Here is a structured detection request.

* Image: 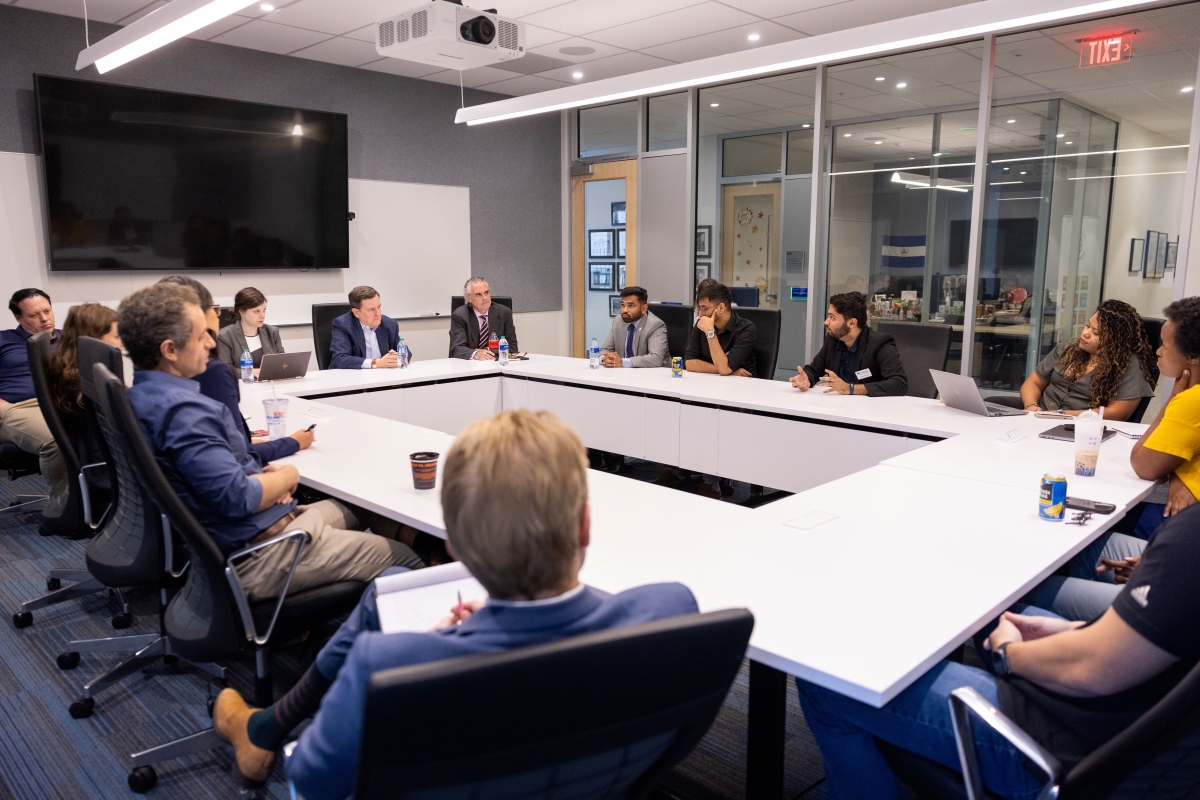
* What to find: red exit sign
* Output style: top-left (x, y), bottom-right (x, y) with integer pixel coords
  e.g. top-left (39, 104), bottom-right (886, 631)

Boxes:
top-left (1079, 33), bottom-right (1133, 68)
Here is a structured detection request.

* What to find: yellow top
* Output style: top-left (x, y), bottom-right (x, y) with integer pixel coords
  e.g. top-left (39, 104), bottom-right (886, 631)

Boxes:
top-left (1145, 384), bottom-right (1200, 496)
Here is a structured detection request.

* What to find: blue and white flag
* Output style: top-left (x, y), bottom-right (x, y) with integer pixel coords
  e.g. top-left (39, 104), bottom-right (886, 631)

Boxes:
top-left (881, 235), bottom-right (926, 269)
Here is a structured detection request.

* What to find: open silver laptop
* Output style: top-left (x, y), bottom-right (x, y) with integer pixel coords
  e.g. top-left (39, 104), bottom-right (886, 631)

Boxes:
top-left (929, 369), bottom-right (1026, 417)
top-left (258, 351), bottom-right (311, 381)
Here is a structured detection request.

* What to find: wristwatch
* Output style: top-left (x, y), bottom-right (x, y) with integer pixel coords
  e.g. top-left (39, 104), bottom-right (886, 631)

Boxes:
top-left (992, 641), bottom-right (1013, 676)
top-left (705, 329), bottom-right (716, 339)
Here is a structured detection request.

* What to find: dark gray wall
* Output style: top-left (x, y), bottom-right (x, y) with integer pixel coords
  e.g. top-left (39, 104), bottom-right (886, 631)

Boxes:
top-left (0, 4), bottom-right (561, 312)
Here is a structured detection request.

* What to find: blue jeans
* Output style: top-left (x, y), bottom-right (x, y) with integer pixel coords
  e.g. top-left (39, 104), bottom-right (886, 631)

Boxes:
top-left (796, 663), bottom-right (1045, 800)
top-left (314, 566), bottom-right (409, 681)
top-left (1021, 532), bottom-right (1145, 621)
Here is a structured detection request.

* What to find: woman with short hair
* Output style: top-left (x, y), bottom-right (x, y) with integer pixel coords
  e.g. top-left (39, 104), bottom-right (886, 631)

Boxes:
top-left (216, 287), bottom-right (284, 374)
top-left (1020, 299), bottom-right (1157, 421)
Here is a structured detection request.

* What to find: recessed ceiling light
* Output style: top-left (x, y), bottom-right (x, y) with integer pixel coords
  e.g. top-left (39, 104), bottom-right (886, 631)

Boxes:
top-left (559, 45), bottom-right (595, 56)
top-left (1006, 119), bottom-right (1016, 124)
top-left (747, 33), bottom-right (761, 41)
top-left (1065, 141), bottom-right (1073, 144)
top-left (1184, 86), bottom-right (1194, 93)
top-left (909, 157), bottom-right (915, 160)
top-left (710, 102), bottom-right (719, 107)
top-left (1020, 171), bottom-right (1027, 174)
top-left (1003, 167), bottom-right (1009, 171)
top-left (292, 124), bottom-right (302, 136)
top-left (801, 123), bottom-right (811, 128)
top-left (572, 71), bottom-right (583, 79)
top-left (843, 133), bottom-right (852, 137)
top-left (874, 76), bottom-right (885, 81)
top-left (1056, 133), bottom-right (1065, 138)
top-left (874, 140), bottom-right (883, 144)
top-left (896, 82), bottom-right (907, 88)
top-left (259, 2), bottom-right (273, 10)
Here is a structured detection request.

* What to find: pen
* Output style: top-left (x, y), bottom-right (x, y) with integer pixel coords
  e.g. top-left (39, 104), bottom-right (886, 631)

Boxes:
top-left (456, 590), bottom-right (464, 624)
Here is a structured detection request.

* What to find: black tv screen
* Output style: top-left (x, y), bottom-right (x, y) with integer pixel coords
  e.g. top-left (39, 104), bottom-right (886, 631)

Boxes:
top-left (36, 76), bottom-right (349, 271)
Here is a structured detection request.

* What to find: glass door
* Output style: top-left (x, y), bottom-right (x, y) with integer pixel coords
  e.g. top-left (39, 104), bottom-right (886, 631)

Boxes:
top-left (721, 182), bottom-right (781, 308)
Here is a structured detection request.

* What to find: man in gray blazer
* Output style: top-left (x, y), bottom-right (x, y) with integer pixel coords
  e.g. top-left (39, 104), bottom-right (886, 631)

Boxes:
top-left (600, 286), bottom-right (670, 368)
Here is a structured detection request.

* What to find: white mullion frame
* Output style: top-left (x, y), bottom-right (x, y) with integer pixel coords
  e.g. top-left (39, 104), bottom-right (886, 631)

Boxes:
top-left (961, 34), bottom-right (997, 378)
top-left (1173, 49), bottom-right (1200, 299)
top-left (806, 64), bottom-right (830, 364)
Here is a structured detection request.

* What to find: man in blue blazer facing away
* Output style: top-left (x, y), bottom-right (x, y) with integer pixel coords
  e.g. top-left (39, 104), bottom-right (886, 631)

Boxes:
top-left (212, 409), bottom-right (698, 797)
top-left (328, 285), bottom-right (412, 369)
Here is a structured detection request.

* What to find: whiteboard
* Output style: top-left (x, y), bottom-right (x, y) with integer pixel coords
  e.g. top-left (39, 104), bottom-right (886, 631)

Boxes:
top-left (346, 178), bottom-right (472, 319)
top-left (0, 152), bottom-right (471, 324)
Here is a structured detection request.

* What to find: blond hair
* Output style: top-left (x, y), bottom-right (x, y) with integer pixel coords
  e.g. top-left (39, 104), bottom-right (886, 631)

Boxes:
top-left (441, 410), bottom-right (588, 600)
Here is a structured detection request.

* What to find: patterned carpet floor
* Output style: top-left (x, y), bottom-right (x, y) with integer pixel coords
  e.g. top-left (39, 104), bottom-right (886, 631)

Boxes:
top-left (0, 468), bottom-right (954, 800)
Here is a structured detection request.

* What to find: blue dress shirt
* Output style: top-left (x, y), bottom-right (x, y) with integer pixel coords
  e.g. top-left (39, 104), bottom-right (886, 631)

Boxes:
top-left (192, 359), bottom-right (300, 464)
top-left (286, 582), bottom-right (699, 800)
top-left (0, 326), bottom-right (58, 403)
top-left (128, 370), bottom-right (295, 554)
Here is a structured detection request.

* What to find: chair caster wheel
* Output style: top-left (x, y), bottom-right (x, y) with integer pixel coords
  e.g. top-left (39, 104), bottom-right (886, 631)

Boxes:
top-left (12, 612), bottom-right (31, 629)
top-left (57, 652), bottom-right (81, 670)
top-left (47, 577), bottom-right (62, 591)
top-left (111, 612), bottom-right (132, 629)
top-left (162, 654), bottom-right (178, 666)
top-left (69, 697), bottom-right (95, 719)
top-left (128, 766), bottom-right (157, 793)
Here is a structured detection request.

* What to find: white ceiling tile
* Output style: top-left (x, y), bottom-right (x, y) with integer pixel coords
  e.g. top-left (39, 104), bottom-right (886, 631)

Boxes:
top-left (522, 24), bottom-right (572, 49)
top-left (640, 20), bottom-right (804, 63)
top-left (473, 73), bottom-right (574, 96)
top-left (267, 0), bottom-right (404, 35)
top-left (530, 37), bottom-right (625, 63)
top-left (776, 0), bottom-right (976, 37)
top-left (188, 14), bottom-right (251, 40)
top-left (520, 0), bottom-right (706, 37)
top-left (210, 18), bottom-right (331, 54)
top-left (117, 1), bottom-right (167, 25)
top-left (359, 57), bottom-right (444, 78)
top-left (291, 35), bottom-right (380, 66)
top-left (232, 0), bottom-right (304, 22)
top-left (14, 0), bottom-right (153, 23)
top-left (537, 50), bottom-right (675, 82)
top-left (343, 24), bottom-right (376, 43)
top-left (490, 0), bottom-right (575, 18)
top-left (423, 65), bottom-right (524, 88)
top-left (587, 3), bottom-right (745, 52)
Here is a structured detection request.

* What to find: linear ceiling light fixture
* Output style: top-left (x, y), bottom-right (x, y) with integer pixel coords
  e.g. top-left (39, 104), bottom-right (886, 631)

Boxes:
top-left (455, 0), bottom-right (1165, 126)
top-left (891, 172), bottom-right (971, 192)
top-left (76, 0), bottom-right (259, 74)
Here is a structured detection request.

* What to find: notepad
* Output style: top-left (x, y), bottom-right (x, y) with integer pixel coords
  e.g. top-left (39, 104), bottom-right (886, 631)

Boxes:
top-left (374, 561), bottom-right (488, 634)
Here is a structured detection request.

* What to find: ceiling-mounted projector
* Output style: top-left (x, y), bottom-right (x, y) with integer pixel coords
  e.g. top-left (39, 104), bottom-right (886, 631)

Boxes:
top-left (376, 0), bottom-right (525, 70)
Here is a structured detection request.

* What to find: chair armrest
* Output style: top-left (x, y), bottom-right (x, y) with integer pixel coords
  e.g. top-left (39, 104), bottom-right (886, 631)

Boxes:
top-left (224, 529), bottom-right (311, 646)
top-left (159, 513), bottom-right (190, 579)
top-left (78, 461), bottom-right (109, 529)
top-left (949, 686), bottom-right (1063, 800)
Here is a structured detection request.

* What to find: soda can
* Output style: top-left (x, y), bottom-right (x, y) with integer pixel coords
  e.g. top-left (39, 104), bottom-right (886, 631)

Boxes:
top-left (671, 356), bottom-right (683, 377)
top-left (1039, 473), bottom-right (1067, 521)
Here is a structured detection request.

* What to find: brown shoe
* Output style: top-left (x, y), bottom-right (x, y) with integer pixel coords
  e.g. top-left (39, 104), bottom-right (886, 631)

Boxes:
top-left (212, 688), bottom-right (276, 782)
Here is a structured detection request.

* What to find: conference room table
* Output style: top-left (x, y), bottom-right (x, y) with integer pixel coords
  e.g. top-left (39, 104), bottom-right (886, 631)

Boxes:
top-left (238, 356), bottom-right (1154, 798)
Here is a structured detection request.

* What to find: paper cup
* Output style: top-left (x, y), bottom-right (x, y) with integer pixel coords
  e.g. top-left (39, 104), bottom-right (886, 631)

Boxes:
top-left (262, 398), bottom-right (289, 441)
top-left (410, 451), bottom-right (439, 490)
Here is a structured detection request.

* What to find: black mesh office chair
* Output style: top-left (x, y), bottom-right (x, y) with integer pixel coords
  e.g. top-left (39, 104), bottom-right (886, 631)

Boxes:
top-left (94, 364), bottom-right (368, 791)
top-left (0, 441), bottom-right (44, 515)
top-left (450, 295), bottom-right (514, 313)
top-left (648, 303), bottom-right (692, 362)
top-left (338, 608), bottom-right (754, 800)
top-left (879, 658), bottom-right (1200, 799)
top-left (311, 302), bottom-right (350, 370)
top-left (877, 322), bottom-right (952, 399)
top-left (736, 307), bottom-right (782, 380)
top-left (729, 287), bottom-right (760, 307)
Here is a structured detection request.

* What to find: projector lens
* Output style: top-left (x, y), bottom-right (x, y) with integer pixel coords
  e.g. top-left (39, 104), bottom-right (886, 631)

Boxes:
top-left (461, 16), bottom-right (496, 44)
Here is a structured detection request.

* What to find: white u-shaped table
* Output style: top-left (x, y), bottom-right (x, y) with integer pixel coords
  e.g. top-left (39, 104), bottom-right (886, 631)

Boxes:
top-left (239, 355), bottom-right (1154, 798)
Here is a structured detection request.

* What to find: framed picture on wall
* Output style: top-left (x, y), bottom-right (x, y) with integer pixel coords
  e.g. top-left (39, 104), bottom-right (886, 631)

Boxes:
top-left (589, 262), bottom-right (614, 291)
top-left (696, 225), bottom-right (712, 258)
top-left (695, 261), bottom-right (711, 290)
top-left (1145, 230), bottom-right (1167, 278)
top-left (618, 263), bottom-right (626, 290)
top-left (611, 202), bottom-right (626, 226)
top-left (1129, 238), bottom-right (1145, 273)
top-left (1155, 232), bottom-right (1170, 278)
top-left (588, 229), bottom-right (615, 259)
top-left (609, 295), bottom-right (621, 316)
top-left (1166, 239), bottom-right (1179, 272)
top-left (618, 229), bottom-right (626, 258)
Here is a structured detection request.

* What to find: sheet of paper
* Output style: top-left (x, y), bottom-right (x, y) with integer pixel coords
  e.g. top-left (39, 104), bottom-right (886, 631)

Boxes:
top-left (374, 562), bottom-right (489, 634)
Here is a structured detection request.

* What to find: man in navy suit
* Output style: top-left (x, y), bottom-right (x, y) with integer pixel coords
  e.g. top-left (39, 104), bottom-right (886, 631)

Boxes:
top-left (212, 410), bottom-right (698, 796)
top-left (328, 285), bottom-right (412, 369)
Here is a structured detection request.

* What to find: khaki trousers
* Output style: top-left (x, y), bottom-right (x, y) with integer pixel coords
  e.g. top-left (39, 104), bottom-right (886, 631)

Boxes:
top-left (234, 499), bottom-right (424, 602)
top-left (0, 398), bottom-right (68, 515)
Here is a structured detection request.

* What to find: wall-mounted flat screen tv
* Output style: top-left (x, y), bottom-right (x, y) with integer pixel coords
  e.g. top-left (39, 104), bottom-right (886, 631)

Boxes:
top-left (36, 75), bottom-right (349, 271)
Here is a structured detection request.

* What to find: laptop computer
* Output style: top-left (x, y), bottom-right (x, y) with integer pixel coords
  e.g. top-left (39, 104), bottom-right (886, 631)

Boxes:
top-left (258, 352), bottom-right (311, 381)
top-left (929, 369), bottom-right (1026, 417)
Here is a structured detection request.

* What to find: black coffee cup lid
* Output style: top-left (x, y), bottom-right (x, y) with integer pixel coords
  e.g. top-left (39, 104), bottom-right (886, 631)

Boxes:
top-left (410, 452), bottom-right (439, 460)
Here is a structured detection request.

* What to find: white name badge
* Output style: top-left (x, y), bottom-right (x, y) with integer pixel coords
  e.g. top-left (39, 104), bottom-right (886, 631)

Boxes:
top-left (855, 368), bottom-right (872, 380)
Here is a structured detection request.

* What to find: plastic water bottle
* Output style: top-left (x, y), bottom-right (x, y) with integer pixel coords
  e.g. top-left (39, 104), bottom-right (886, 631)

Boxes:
top-left (498, 336), bottom-right (509, 366)
top-left (240, 348), bottom-right (254, 383)
top-left (589, 337), bottom-right (600, 369)
top-left (398, 338), bottom-right (409, 369)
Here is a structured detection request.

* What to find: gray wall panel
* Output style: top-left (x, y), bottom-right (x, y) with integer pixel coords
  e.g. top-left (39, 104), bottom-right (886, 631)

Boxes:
top-left (0, 4), bottom-right (561, 311)
top-left (639, 153), bottom-right (689, 304)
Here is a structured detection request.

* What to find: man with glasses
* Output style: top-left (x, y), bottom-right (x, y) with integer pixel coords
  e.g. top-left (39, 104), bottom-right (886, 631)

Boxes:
top-left (0, 288), bottom-right (68, 516)
top-left (684, 282), bottom-right (757, 377)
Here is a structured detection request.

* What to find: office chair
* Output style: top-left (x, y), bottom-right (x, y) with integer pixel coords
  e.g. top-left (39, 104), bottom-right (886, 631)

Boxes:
top-left (649, 303), bottom-right (692, 361)
top-left (311, 302), bottom-right (350, 370)
top-left (736, 307), bottom-right (782, 380)
top-left (340, 608), bottom-right (754, 800)
top-left (729, 286), bottom-right (760, 308)
top-left (94, 364), bottom-right (368, 792)
top-left (877, 322), bottom-right (952, 399)
top-left (449, 295), bottom-right (514, 314)
top-left (26, 331), bottom-right (108, 538)
top-left (879, 657), bottom-right (1200, 800)
top-left (0, 441), bottom-right (45, 516)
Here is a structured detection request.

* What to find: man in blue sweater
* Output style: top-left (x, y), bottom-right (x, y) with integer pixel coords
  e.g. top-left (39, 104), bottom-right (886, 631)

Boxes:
top-left (212, 409), bottom-right (699, 798)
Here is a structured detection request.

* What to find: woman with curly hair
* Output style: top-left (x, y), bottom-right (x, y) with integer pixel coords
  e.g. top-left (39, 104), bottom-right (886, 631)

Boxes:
top-left (1019, 299), bottom-right (1157, 421)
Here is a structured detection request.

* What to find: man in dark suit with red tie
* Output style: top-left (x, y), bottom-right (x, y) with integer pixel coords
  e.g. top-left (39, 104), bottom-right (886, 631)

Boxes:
top-left (448, 276), bottom-right (519, 360)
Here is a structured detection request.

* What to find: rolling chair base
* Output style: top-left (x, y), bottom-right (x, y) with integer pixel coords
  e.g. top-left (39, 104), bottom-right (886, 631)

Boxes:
top-left (15, 577), bottom-right (129, 629)
top-left (1, 494), bottom-right (49, 514)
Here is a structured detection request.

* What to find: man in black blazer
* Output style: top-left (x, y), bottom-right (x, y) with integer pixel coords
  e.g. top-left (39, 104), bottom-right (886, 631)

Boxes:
top-left (329, 286), bottom-right (411, 369)
top-left (448, 277), bottom-right (518, 360)
top-left (791, 291), bottom-right (907, 396)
